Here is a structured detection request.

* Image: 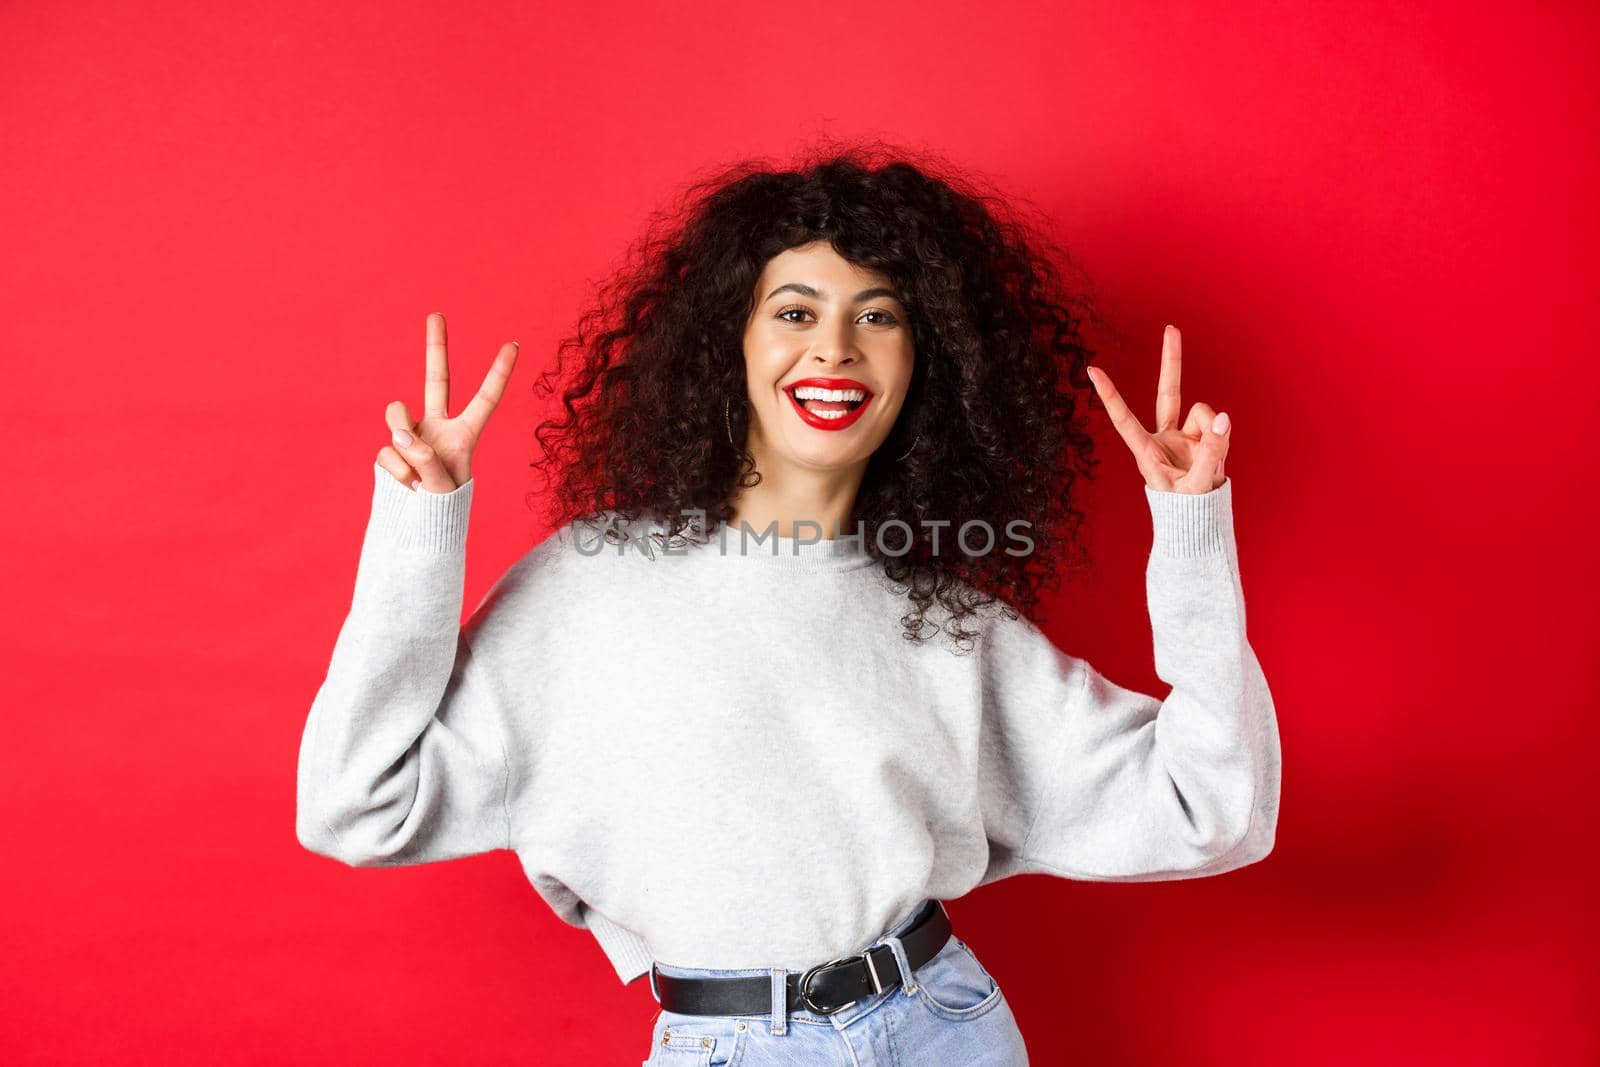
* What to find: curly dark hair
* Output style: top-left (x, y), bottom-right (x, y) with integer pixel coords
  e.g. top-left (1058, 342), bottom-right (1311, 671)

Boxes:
top-left (526, 139), bottom-right (1108, 648)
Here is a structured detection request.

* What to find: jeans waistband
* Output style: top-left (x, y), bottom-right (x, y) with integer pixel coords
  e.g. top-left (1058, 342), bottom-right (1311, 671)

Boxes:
top-left (652, 898), bottom-right (936, 980)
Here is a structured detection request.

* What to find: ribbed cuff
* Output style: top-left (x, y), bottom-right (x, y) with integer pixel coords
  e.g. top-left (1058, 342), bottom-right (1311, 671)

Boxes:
top-left (367, 461), bottom-right (475, 553)
top-left (1144, 476), bottom-right (1235, 559)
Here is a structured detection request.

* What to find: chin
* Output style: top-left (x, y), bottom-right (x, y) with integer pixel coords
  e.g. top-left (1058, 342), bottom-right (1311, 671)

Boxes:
top-left (773, 434), bottom-right (876, 469)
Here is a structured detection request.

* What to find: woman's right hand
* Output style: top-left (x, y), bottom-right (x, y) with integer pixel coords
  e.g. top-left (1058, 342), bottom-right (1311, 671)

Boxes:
top-left (377, 312), bottom-right (519, 492)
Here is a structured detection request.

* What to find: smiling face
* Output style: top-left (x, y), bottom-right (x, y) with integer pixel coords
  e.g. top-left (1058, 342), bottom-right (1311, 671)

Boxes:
top-left (740, 240), bottom-right (915, 473)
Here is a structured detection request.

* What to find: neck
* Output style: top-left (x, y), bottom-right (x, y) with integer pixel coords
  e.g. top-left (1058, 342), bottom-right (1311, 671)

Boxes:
top-left (725, 434), bottom-right (867, 540)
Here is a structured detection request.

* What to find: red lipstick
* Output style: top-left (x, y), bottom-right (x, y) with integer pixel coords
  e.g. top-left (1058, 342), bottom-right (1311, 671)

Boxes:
top-left (783, 377), bottom-right (875, 432)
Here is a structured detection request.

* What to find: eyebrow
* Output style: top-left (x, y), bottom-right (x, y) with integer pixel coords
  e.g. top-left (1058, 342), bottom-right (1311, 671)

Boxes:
top-left (764, 282), bottom-right (904, 305)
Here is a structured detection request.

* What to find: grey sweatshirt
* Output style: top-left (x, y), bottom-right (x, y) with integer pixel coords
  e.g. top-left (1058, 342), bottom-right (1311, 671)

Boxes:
top-left (296, 462), bottom-right (1281, 986)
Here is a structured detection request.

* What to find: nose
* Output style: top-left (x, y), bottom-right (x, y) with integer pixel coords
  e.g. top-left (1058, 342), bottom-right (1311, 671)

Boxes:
top-left (810, 341), bottom-right (858, 369)
top-left (809, 316), bottom-right (860, 369)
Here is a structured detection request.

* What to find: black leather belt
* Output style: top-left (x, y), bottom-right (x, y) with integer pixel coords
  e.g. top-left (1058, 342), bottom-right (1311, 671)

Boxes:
top-left (650, 899), bottom-right (953, 1017)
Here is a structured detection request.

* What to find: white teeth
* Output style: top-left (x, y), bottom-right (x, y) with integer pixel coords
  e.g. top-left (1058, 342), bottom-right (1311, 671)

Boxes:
top-left (804, 407), bottom-right (852, 419)
top-left (792, 386), bottom-right (866, 402)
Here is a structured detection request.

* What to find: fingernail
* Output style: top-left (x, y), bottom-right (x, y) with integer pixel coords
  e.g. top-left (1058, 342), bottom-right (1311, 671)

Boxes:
top-left (1213, 412), bottom-right (1230, 434)
top-left (392, 428), bottom-right (413, 448)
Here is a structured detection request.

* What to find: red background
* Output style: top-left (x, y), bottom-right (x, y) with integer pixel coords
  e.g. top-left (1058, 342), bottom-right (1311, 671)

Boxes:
top-left (3, 1), bottom-right (1595, 1062)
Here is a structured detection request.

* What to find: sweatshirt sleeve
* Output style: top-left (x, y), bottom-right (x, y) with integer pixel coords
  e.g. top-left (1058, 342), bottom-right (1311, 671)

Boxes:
top-left (295, 461), bottom-right (516, 867)
top-left (977, 476), bottom-right (1281, 883)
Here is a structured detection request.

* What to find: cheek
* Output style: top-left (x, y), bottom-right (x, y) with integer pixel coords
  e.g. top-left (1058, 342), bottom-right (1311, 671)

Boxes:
top-left (882, 337), bottom-right (914, 378)
top-left (741, 336), bottom-right (787, 386)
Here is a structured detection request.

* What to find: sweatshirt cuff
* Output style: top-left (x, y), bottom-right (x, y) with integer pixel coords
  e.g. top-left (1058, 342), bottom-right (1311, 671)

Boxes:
top-left (1144, 475), bottom-right (1234, 560)
top-left (367, 460), bottom-right (475, 553)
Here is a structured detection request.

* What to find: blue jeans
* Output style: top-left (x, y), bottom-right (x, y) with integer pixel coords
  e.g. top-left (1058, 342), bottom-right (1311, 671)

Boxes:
top-left (641, 900), bottom-right (1030, 1065)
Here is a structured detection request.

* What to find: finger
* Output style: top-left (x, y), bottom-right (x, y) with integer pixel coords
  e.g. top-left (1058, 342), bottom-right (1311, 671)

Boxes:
top-left (1183, 410), bottom-right (1230, 491)
top-left (376, 445), bottom-right (421, 490)
top-left (1181, 402), bottom-right (1228, 486)
top-left (457, 341), bottom-right (519, 438)
top-left (1086, 365), bottom-right (1152, 457)
top-left (424, 312), bottom-right (450, 419)
top-left (384, 399), bottom-right (416, 437)
top-left (385, 400), bottom-right (457, 493)
top-left (1156, 325), bottom-right (1182, 433)
top-left (1182, 400), bottom-right (1216, 438)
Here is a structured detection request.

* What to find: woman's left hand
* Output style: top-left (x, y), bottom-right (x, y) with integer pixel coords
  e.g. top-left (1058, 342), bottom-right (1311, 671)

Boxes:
top-left (1086, 325), bottom-right (1230, 495)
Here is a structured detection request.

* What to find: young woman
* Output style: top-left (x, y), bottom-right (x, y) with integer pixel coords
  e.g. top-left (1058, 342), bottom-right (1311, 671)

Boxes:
top-left (296, 149), bottom-right (1281, 1066)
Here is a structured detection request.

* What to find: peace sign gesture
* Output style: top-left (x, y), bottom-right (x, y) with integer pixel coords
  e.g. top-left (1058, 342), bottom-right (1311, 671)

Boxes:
top-left (1086, 325), bottom-right (1230, 495)
top-left (378, 312), bottom-right (520, 493)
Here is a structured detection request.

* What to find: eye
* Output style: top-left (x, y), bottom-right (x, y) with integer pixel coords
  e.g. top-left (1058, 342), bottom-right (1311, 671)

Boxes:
top-left (775, 305), bottom-right (899, 326)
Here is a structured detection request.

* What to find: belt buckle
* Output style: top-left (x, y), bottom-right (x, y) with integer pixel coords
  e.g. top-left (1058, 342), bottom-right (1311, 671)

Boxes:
top-left (799, 949), bottom-right (881, 1016)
